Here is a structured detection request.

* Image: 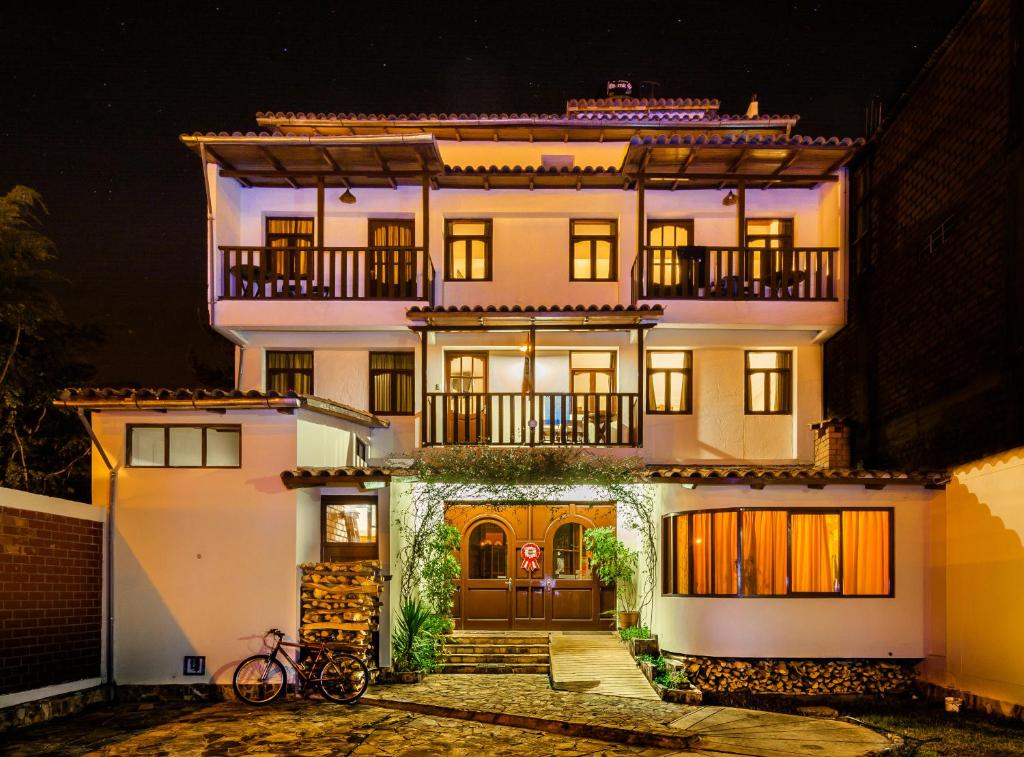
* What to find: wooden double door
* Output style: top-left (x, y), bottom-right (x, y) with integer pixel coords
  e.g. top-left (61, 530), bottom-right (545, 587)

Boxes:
top-left (448, 503), bottom-right (616, 631)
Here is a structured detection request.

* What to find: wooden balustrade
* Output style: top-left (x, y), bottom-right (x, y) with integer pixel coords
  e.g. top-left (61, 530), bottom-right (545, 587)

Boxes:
top-left (633, 246), bottom-right (838, 301)
top-left (219, 246), bottom-right (434, 302)
top-left (423, 392), bottom-right (640, 447)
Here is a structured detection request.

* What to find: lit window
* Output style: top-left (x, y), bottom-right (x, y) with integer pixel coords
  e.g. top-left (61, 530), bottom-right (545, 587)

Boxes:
top-left (323, 498), bottom-right (378, 561)
top-left (647, 351), bottom-right (692, 414)
top-left (266, 351), bottom-right (313, 395)
top-left (790, 513), bottom-right (841, 593)
top-left (445, 220), bottom-right (492, 281)
top-left (128, 425), bottom-right (240, 468)
top-left (745, 351), bottom-right (792, 415)
top-left (570, 220), bottom-right (617, 281)
top-left (369, 352), bottom-right (415, 415)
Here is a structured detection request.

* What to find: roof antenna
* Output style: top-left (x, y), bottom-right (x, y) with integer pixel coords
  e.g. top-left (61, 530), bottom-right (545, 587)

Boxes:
top-left (745, 94), bottom-right (759, 118)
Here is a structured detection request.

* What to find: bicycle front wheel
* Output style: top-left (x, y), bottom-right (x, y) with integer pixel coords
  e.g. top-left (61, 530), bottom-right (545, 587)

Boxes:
top-left (319, 653), bottom-right (369, 704)
top-left (233, 654), bottom-right (287, 705)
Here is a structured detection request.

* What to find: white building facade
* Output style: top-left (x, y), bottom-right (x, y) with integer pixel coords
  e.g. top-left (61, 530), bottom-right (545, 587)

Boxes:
top-left (64, 95), bottom-right (941, 687)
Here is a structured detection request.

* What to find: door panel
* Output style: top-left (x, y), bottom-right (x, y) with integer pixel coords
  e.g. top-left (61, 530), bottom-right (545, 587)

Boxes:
top-left (459, 518), bottom-right (512, 629)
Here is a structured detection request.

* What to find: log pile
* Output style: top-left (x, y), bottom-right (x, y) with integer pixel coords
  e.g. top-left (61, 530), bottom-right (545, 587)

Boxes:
top-left (669, 656), bottom-right (917, 695)
top-left (299, 560), bottom-right (382, 675)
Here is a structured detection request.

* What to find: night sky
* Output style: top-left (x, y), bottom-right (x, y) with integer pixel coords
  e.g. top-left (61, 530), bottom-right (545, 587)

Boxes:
top-left (2, 0), bottom-right (972, 388)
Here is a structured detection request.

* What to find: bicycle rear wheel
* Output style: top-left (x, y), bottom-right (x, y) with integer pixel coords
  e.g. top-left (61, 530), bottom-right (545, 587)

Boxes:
top-left (233, 655), bottom-right (287, 704)
top-left (318, 653), bottom-right (369, 703)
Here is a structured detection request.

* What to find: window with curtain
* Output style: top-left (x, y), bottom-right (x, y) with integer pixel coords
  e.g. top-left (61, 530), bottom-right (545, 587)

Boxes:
top-left (265, 217), bottom-right (314, 277)
top-left (746, 218), bottom-right (794, 281)
top-left (745, 351), bottom-right (792, 415)
top-left (445, 219), bottom-right (492, 281)
top-left (647, 219), bottom-right (697, 287)
top-left (266, 351), bottom-right (314, 394)
top-left (368, 219), bottom-right (416, 293)
top-left (570, 220), bottom-right (617, 281)
top-left (369, 352), bottom-right (414, 415)
top-left (647, 351), bottom-right (692, 414)
top-left (661, 508), bottom-right (893, 597)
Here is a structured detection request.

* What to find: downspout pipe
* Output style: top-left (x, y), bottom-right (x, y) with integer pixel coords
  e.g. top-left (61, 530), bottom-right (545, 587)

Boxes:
top-left (76, 409), bottom-right (119, 702)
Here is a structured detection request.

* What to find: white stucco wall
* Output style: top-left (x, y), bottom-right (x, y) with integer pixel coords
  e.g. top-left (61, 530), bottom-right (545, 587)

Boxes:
top-left (923, 448), bottom-right (1024, 709)
top-left (653, 484), bottom-right (932, 659)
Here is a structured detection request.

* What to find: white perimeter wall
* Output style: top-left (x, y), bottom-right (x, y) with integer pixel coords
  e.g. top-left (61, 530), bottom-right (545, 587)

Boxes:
top-left (923, 448), bottom-right (1024, 709)
top-left (654, 484), bottom-right (932, 659)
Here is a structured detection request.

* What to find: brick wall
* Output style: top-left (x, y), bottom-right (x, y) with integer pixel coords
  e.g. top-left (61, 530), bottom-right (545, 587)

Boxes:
top-left (824, 0), bottom-right (1024, 470)
top-left (0, 505), bottom-right (103, 695)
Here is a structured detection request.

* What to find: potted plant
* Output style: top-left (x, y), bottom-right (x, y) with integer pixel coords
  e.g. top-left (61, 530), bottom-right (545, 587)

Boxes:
top-left (583, 526), bottom-right (640, 629)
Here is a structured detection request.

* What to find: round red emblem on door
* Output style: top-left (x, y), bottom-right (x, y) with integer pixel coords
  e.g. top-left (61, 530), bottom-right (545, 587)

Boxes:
top-left (521, 542), bottom-right (541, 572)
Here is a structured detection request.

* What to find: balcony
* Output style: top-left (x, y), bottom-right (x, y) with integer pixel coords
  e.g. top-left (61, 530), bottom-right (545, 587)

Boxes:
top-left (423, 392), bottom-right (641, 447)
top-left (218, 246), bottom-right (435, 302)
top-left (632, 246), bottom-right (838, 302)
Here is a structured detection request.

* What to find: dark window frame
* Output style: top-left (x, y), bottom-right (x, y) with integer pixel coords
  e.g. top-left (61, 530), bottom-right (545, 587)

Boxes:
top-left (322, 495), bottom-right (379, 562)
top-left (368, 351), bottom-right (415, 416)
top-left (569, 350), bottom-right (617, 394)
top-left (266, 350), bottom-right (314, 395)
top-left (661, 506), bottom-right (895, 599)
top-left (126, 424), bottom-right (242, 469)
top-left (444, 219), bottom-right (493, 281)
top-left (265, 216), bottom-right (315, 277)
top-left (569, 219), bottom-right (618, 282)
top-left (744, 350), bottom-right (793, 415)
top-left (745, 217), bottom-right (794, 249)
top-left (646, 350), bottom-right (693, 415)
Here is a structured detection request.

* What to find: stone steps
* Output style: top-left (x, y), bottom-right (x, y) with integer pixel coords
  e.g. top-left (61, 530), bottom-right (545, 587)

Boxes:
top-left (441, 633), bottom-right (551, 674)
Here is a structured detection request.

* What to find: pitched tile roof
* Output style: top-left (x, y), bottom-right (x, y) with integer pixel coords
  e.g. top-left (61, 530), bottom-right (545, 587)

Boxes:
top-left (407, 304), bottom-right (663, 314)
top-left (54, 388), bottom-right (388, 428)
top-left (282, 466), bottom-right (411, 488)
top-left (647, 465), bottom-right (947, 488)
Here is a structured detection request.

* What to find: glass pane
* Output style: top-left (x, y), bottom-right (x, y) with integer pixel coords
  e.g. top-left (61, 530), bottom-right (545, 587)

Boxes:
top-left (692, 513), bottom-right (712, 595)
top-left (452, 221), bottom-right (488, 236)
top-left (468, 522), bottom-right (507, 579)
top-left (741, 511), bottom-right (788, 595)
top-left (673, 515), bottom-right (689, 593)
top-left (594, 240), bottom-right (612, 279)
top-left (206, 427), bottom-right (240, 467)
top-left (748, 372), bottom-right (766, 413)
top-left (572, 372), bottom-right (591, 393)
top-left (370, 352), bottom-right (413, 371)
top-left (791, 513), bottom-right (841, 593)
top-left (571, 352), bottom-right (613, 369)
top-left (554, 523), bottom-right (586, 579)
top-left (649, 223), bottom-right (690, 247)
top-left (168, 427), bottom-right (203, 467)
top-left (714, 511), bottom-right (738, 594)
top-left (669, 372), bottom-right (687, 412)
top-left (573, 242), bottom-right (592, 279)
top-left (325, 502), bottom-right (377, 544)
top-left (767, 372), bottom-right (782, 412)
top-left (649, 352), bottom-right (689, 370)
top-left (130, 427), bottom-right (165, 467)
top-left (470, 240), bottom-right (487, 279)
top-left (592, 372), bottom-right (612, 393)
top-left (573, 220), bottom-right (613, 236)
top-left (842, 511), bottom-right (891, 595)
top-left (650, 373), bottom-right (667, 411)
top-left (747, 351), bottom-right (783, 370)
top-left (450, 240), bottom-right (468, 279)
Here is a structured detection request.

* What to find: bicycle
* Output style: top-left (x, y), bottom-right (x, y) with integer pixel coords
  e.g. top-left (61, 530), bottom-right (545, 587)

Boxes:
top-left (232, 628), bottom-right (369, 705)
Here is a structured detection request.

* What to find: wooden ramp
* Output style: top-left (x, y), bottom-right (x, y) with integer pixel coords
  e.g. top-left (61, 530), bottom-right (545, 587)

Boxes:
top-left (549, 632), bottom-right (659, 700)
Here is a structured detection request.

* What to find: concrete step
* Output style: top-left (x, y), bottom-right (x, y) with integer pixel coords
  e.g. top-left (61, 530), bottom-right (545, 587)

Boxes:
top-left (441, 662), bottom-right (550, 674)
top-left (443, 644), bottom-right (550, 655)
top-left (443, 653), bottom-right (551, 665)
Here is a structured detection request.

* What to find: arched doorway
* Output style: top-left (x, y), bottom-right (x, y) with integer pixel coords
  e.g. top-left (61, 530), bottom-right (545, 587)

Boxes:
top-left (449, 504), bottom-right (616, 630)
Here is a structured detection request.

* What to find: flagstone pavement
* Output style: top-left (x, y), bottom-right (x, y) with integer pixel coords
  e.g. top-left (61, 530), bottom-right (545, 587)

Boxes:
top-left (2, 675), bottom-right (895, 756)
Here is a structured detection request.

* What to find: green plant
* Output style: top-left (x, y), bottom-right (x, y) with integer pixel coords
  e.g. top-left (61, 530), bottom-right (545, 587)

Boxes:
top-left (619, 626), bottom-right (651, 642)
top-left (392, 599), bottom-right (444, 673)
top-left (634, 653), bottom-right (660, 667)
top-left (655, 669), bottom-right (691, 689)
top-left (583, 526), bottom-right (638, 612)
top-left (420, 523), bottom-right (461, 620)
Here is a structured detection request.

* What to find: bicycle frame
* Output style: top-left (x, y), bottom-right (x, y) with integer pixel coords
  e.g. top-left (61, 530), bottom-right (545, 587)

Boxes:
top-left (263, 634), bottom-right (334, 687)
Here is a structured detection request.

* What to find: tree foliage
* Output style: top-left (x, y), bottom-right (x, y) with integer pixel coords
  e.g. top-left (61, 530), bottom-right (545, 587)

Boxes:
top-left (1, 186), bottom-right (98, 500)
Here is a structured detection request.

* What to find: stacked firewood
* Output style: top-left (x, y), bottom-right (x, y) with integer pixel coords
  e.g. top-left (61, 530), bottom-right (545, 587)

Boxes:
top-left (299, 560), bottom-right (382, 673)
top-left (671, 656), bottom-right (917, 695)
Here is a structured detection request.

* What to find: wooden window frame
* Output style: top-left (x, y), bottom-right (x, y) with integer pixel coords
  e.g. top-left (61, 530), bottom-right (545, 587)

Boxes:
top-left (647, 219), bottom-right (696, 245)
top-left (126, 424), bottom-right (242, 469)
top-left (646, 350), bottom-right (693, 415)
top-left (368, 351), bottom-right (415, 416)
top-left (569, 219), bottom-right (618, 282)
top-left (660, 506), bottom-right (895, 599)
top-left (445, 351), bottom-right (489, 394)
top-left (266, 350), bottom-right (314, 395)
top-left (744, 350), bottom-right (792, 415)
top-left (569, 351), bottom-right (616, 393)
top-left (322, 495), bottom-right (379, 562)
top-left (745, 217), bottom-right (794, 249)
top-left (265, 216), bottom-right (315, 277)
top-left (444, 219), bottom-right (493, 282)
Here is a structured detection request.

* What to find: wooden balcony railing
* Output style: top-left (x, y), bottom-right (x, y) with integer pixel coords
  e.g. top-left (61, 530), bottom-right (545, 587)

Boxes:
top-left (632, 246), bottom-right (838, 301)
top-left (219, 246), bottom-right (435, 302)
top-left (423, 392), bottom-right (640, 447)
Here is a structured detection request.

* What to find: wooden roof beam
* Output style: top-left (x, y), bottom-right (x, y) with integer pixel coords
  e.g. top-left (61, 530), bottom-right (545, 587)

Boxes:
top-left (372, 147), bottom-right (397, 189)
top-left (718, 148), bottom-right (751, 189)
top-left (205, 147), bottom-right (251, 188)
top-left (319, 149), bottom-right (350, 189)
top-left (258, 146), bottom-right (299, 188)
top-left (671, 147), bottom-right (700, 190)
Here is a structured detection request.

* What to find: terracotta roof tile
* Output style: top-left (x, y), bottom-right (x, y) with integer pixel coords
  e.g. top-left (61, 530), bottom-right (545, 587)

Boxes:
top-left (631, 134), bottom-right (865, 148)
top-left (646, 465), bottom-right (946, 487)
top-left (282, 466), bottom-right (411, 488)
top-left (407, 304), bottom-right (663, 314)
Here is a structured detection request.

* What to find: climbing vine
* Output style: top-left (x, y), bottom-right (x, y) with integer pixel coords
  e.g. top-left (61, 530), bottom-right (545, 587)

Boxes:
top-left (393, 447), bottom-right (658, 627)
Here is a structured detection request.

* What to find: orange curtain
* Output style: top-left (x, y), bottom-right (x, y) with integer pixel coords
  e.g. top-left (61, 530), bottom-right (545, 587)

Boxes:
top-left (713, 511), bottom-right (738, 594)
top-left (842, 511), bottom-right (891, 595)
top-left (741, 511), bottom-right (788, 595)
top-left (673, 515), bottom-right (689, 594)
top-left (791, 513), bottom-right (840, 593)
top-left (692, 513), bottom-right (712, 594)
